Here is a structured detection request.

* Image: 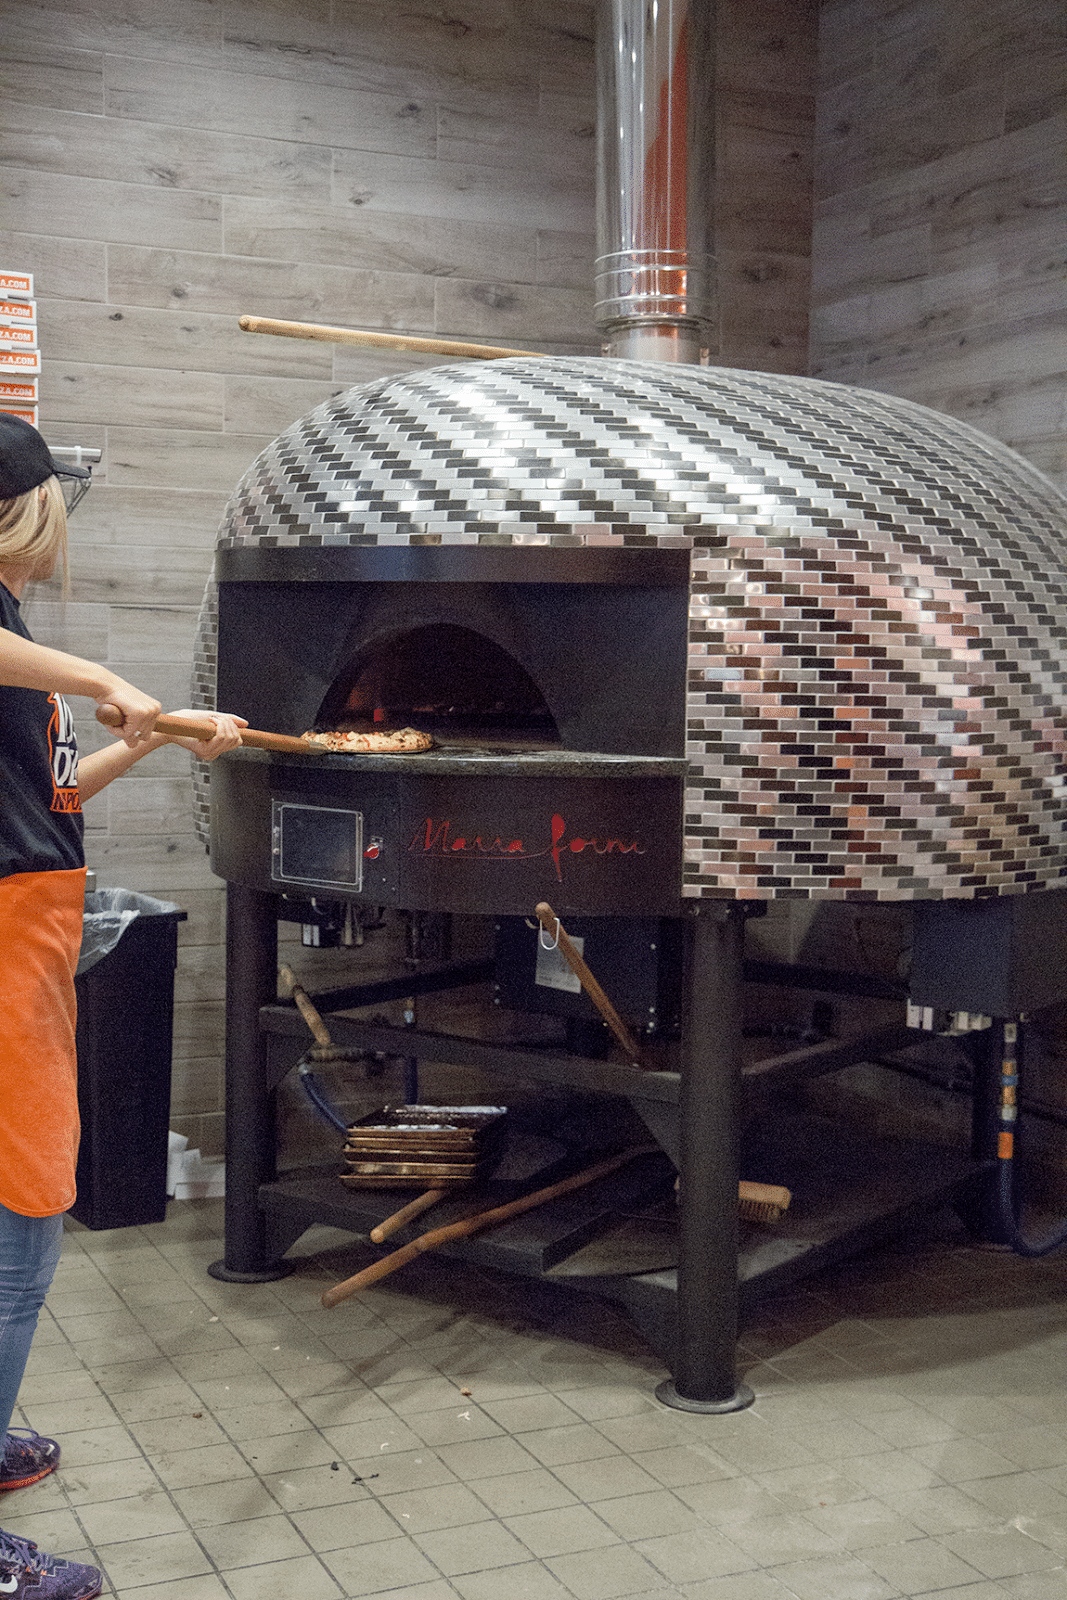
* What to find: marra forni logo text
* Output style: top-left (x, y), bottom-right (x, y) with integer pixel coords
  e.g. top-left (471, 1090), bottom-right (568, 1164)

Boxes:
top-left (408, 812), bottom-right (644, 884)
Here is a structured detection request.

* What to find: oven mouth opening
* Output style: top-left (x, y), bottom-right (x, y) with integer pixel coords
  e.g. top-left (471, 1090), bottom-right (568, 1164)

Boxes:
top-left (313, 623), bottom-right (562, 751)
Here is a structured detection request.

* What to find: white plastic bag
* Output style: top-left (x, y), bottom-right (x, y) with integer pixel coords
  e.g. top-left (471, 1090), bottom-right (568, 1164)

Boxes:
top-left (77, 888), bottom-right (183, 975)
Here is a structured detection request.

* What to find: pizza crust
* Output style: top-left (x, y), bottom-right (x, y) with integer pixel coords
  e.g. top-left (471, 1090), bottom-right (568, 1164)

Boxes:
top-left (301, 727), bottom-right (435, 753)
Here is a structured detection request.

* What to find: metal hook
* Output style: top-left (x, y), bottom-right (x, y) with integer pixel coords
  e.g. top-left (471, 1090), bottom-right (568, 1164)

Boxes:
top-left (538, 916), bottom-right (561, 951)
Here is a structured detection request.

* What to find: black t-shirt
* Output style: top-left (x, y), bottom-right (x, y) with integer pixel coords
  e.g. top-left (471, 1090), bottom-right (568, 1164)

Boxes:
top-left (0, 582), bottom-right (84, 879)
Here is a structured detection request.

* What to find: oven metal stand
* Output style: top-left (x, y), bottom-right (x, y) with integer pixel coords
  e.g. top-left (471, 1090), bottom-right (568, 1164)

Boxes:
top-left (209, 885), bottom-right (762, 1404)
top-left (655, 902), bottom-right (755, 1412)
top-left (209, 884), bottom-right (295, 1283)
top-left (212, 885), bottom-right (999, 1401)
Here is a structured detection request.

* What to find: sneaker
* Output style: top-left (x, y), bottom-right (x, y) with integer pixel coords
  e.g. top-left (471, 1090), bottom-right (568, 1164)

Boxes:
top-left (0, 1531), bottom-right (101, 1599)
top-left (0, 1432), bottom-right (60, 1491)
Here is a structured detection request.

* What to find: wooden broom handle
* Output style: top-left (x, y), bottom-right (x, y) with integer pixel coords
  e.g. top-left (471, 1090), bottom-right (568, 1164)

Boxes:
top-left (363, 1175), bottom-right (788, 1266)
top-left (534, 903), bottom-right (647, 1068)
top-left (279, 964), bottom-right (334, 1050)
top-left (370, 1188), bottom-right (452, 1244)
top-left (322, 1146), bottom-right (657, 1307)
top-left (239, 314), bottom-right (544, 362)
top-left (95, 704), bottom-right (316, 756)
top-left (370, 1182), bottom-right (790, 1245)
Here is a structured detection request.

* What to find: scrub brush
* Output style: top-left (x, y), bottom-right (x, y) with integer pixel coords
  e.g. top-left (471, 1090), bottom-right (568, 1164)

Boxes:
top-left (676, 1177), bottom-right (792, 1224)
top-left (738, 1180), bottom-right (792, 1223)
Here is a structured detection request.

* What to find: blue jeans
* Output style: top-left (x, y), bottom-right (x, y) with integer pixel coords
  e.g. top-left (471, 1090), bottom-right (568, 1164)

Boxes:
top-left (0, 1204), bottom-right (64, 1441)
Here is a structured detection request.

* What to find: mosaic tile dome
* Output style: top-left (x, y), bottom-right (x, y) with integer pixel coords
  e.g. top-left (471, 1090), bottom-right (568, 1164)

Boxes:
top-left (197, 356), bottom-right (1067, 901)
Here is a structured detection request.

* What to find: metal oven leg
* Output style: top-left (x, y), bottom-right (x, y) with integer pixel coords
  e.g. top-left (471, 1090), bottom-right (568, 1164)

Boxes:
top-left (210, 884), bottom-right (293, 1282)
top-left (656, 903), bottom-right (755, 1412)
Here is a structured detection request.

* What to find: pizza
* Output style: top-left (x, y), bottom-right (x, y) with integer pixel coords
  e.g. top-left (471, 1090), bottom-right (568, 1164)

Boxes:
top-left (301, 726), bottom-right (435, 753)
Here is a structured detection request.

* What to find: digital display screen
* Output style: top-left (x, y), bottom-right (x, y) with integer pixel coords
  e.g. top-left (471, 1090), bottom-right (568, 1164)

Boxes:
top-left (272, 802), bottom-right (363, 890)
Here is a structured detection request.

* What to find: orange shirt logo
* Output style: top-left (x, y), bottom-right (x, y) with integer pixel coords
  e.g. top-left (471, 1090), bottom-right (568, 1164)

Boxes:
top-left (48, 694), bottom-right (81, 814)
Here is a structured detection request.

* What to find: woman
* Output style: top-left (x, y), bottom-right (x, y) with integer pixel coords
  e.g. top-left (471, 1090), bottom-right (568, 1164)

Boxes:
top-left (0, 414), bottom-right (245, 1600)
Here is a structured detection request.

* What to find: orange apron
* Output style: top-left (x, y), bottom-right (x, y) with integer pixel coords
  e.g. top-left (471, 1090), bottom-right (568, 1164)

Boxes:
top-left (0, 868), bottom-right (85, 1217)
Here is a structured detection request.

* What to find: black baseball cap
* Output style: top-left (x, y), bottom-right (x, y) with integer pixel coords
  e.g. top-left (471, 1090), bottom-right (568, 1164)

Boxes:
top-left (0, 413), bottom-right (92, 501)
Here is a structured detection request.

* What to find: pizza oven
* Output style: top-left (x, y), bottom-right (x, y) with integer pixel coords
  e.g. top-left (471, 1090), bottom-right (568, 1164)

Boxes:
top-left (191, 0), bottom-right (1067, 1408)
top-left (195, 0), bottom-right (1067, 909)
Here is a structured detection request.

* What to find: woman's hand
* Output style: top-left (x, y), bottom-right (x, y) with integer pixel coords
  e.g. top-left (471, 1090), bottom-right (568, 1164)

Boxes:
top-left (161, 710), bottom-right (247, 760)
top-left (92, 684), bottom-right (162, 748)
top-left (79, 709), bottom-right (248, 801)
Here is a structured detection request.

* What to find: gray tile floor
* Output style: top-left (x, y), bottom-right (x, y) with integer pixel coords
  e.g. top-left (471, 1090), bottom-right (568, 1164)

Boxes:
top-left (6, 1198), bottom-right (1067, 1600)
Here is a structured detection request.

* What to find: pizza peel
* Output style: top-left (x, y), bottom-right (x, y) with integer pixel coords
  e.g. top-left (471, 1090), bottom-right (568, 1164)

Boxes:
top-left (95, 705), bottom-right (318, 754)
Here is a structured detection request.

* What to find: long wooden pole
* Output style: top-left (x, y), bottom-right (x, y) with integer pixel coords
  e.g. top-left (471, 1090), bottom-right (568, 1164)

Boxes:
top-left (321, 1146), bottom-right (656, 1307)
top-left (238, 314), bottom-right (544, 361)
top-left (534, 903), bottom-right (647, 1068)
top-left (321, 1151), bottom-right (793, 1309)
top-left (369, 1189), bottom-right (451, 1244)
top-left (279, 965), bottom-right (334, 1050)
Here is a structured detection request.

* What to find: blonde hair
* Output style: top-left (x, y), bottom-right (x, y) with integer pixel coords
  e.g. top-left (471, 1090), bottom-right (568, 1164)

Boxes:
top-left (0, 476), bottom-right (69, 590)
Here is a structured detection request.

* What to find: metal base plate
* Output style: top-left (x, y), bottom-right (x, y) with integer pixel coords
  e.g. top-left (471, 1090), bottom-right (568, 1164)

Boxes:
top-left (655, 1379), bottom-right (756, 1413)
top-left (207, 1258), bottom-right (297, 1283)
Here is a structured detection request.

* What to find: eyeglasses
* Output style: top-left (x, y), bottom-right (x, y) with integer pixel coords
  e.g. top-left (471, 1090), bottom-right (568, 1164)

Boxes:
top-left (49, 446), bottom-right (99, 517)
top-left (58, 473), bottom-right (92, 516)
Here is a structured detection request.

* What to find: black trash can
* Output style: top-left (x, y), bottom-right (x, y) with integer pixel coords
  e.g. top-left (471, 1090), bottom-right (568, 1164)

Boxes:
top-left (70, 889), bottom-right (187, 1229)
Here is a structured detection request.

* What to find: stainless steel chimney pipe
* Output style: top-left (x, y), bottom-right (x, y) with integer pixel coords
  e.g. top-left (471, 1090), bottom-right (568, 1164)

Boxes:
top-left (595, 0), bottom-right (716, 363)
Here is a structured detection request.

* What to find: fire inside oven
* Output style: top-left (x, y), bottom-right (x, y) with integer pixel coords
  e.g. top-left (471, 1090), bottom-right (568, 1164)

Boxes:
top-left (315, 624), bottom-right (560, 748)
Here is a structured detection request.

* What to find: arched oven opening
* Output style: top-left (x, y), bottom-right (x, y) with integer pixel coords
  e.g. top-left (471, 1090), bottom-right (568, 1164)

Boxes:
top-left (314, 623), bottom-right (561, 750)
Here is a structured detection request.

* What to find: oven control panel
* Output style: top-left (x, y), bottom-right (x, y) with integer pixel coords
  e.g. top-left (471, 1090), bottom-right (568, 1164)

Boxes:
top-left (272, 801), bottom-right (364, 892)
top-left (267, 793), bottom-right (396, 901)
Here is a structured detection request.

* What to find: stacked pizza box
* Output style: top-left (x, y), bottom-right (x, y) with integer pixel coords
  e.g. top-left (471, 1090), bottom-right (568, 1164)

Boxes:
top-left (340, 1105), bottom-right (508, 1189)
top-left (0, 271), bottom-right (39, 428)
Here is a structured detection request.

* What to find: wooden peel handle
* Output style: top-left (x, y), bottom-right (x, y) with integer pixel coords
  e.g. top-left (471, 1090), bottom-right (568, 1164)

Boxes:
top-left (94, 705), bottom-right (315, 755)
top-left (279, 964), bottom-right (334, 1050)
top-left (369, 1188), bottom-right (451, 1244)
top-left (534, 903), bottom-right (647, 1068)
top-left (239, 314), bottom-right (542, 362)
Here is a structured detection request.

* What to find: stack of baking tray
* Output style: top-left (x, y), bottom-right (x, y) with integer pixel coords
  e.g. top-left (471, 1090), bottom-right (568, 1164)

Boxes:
top-left (341, 1105), bottom-right (507, 1189)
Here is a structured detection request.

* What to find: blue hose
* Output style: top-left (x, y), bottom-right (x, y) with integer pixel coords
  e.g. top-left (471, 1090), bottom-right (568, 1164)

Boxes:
top-left (995, 1160), bottom-right (1067, 1256)
top-left (296, 1059), bottom-right (349, 1134)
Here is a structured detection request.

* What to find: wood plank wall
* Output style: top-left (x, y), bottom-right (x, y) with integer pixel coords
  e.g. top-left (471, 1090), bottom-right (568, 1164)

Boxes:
top-left (716, 0), bottom-right (818, 373)
top-left (1, 0), bottom-right (815, 1155)
top-left (810, 0), bottom-right (1067, 492)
